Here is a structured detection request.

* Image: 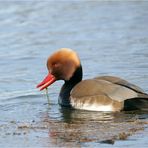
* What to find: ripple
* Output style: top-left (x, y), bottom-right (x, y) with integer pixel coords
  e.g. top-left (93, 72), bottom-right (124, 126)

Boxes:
top-left (0, 90), bottom-right (42, 103)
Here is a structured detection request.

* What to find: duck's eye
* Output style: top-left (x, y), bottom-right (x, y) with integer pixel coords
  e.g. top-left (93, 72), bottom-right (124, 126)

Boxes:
top-left (52, 62), bottom-right (60, 67)
top-left (52, 61), bottom-right (58, 65)
top-left (52, 62), bottom-right (56, 66)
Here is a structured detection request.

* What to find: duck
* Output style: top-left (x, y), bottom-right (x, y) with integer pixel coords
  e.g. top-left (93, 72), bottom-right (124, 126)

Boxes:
top-left (37, 48), bottom-right (148, 111)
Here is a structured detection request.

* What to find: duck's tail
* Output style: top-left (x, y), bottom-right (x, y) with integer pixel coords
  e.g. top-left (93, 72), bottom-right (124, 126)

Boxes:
top-left (124, 93), bottom-right (148, 111)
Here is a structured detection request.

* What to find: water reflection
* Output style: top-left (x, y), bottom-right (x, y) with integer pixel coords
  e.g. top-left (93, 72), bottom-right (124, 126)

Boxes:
top-left (45, 107), bottom-right (147, 147)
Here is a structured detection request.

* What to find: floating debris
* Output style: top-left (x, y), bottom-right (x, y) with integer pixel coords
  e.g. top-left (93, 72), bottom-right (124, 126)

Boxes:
top-left (18, 123), bottom-right (30, 129)
top-left (13, 132), bottom-right (21, 136)
top-left (100, 139), bottom-right (115, 144)
top-left (118, 132), bottom-right (129, 140)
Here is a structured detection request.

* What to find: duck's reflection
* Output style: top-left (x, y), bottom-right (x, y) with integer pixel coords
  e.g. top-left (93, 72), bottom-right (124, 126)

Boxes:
top-left (60, 107), bottom-right (115, 123)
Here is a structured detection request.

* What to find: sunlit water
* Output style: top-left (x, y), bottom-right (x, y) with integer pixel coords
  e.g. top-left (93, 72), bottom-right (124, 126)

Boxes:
top-left (0, 1), bottom-right (148, 147)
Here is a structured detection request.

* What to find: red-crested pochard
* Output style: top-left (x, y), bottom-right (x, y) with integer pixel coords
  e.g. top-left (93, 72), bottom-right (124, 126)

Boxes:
top-left (37, 48), bottom-right (148, 111)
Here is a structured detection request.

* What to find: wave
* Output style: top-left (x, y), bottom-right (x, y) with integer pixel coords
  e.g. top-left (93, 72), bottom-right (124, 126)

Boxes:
top-left (0, 89), bottom-right (57, 104)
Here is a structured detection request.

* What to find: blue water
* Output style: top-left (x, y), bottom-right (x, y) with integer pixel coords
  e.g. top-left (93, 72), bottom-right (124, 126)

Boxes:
top-left (0, 1), bottom-right (148, 147)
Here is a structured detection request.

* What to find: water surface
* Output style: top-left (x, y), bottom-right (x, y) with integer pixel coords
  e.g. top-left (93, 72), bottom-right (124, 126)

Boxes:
top-left (0, 1), bottom-right (148, 147)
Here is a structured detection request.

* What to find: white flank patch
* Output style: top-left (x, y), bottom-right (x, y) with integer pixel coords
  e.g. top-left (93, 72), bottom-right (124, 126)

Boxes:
top-left (71, 100), bottom-right (114, 112)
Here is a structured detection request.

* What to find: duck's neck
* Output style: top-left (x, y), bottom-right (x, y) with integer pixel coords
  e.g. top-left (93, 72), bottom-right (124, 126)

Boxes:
top-left (58, 65), bottom-right (83, 107)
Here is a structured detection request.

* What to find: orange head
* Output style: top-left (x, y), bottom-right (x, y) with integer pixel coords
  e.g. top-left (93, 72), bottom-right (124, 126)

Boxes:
top-left (37, 48), bottom-right (81, 90)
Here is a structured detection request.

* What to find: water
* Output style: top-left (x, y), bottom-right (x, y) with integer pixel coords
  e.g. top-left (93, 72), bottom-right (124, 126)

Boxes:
top-left (0, 1), bottom-right (148, 147)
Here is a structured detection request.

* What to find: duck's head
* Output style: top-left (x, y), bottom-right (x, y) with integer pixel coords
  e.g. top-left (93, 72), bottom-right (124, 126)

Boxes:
top-left (37, 48), bottom-right (81, 90)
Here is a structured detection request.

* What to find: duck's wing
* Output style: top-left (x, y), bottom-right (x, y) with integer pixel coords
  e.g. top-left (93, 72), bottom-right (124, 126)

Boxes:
top-left (94, 76), bottom-right (145, 94)
top-left (71, 79), bottom-right (138, 102)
